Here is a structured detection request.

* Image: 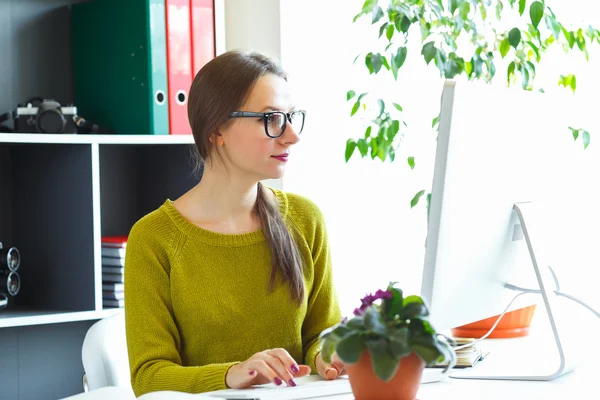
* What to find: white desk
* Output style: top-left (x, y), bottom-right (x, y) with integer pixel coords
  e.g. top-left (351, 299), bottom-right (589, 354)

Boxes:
top-left (62, 363), bottom-right (595, 400)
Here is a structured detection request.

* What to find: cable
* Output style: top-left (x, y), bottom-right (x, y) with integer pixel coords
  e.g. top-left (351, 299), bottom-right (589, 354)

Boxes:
top-left (452, 291), bottom-right (530, 351)
top-left (451, 265), bottom-right (599, 352)
top-left (504, 283), bottom-right (600, 319)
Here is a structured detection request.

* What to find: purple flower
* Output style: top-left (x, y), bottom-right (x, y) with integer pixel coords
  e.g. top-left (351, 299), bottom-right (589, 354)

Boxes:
top-left (353, 307), bottom-right (364, 316)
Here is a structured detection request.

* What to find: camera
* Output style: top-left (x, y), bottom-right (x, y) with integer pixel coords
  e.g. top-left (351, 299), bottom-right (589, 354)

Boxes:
top-left (0, 242), bottom-right (21, 310)
top-left (15, 98), bottom-right (78, 134)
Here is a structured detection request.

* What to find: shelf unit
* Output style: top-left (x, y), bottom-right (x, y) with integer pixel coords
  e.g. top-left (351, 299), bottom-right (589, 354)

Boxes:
top-left (0, 0), bottom-right (217, 397)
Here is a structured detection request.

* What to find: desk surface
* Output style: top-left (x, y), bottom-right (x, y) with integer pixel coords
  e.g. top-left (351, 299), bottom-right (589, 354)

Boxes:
top-left (63, 363), bottom-right (595, 400)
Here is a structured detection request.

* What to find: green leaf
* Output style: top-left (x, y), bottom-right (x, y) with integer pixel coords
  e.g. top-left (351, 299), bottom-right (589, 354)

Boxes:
top-left (408, 156), bottom-right (415, 169)
top-left (378, 22), bottom-right (388, 39)
top-left (410, 336), bottom-right (441, 364)
top-left (378, 99), bottom-right (385, 115)
top-left (400, 15), bottom-right (411, 33)
top-left (365, 126), bottom-right (372, 138)
top-left (559, 74), bottom-right (577, 92)
top-left (562, 27), bottom-right (576, 48)
top-left (386, 24), bottom-right (395, 41)
top-left (460, 2), bottom-right (471, 20)
top-left (371, 54), bottom-right (383, 74)
top-left (582, 130), bottom-right (591, 149)
top-left (336, 332), bottom-right (366, 364)
top-left (545, 14), bottom-right (561, 39)
top-left (421, 41), bottom-right (436, 64)
top-left (357, 138), bottom-right (369, 157)
top-left (384, 287), bottom-right (404, 318)
top-left (401, 295), bottom-right (429, 319)
top-left (345, 139), bottom-right (356, 162)
top-left (389, 331), bottom-right (411, 359)
top-left (432, 115), bottom-right (439, 128)
top-left (361, 0), bottom-right (378, 13)
top-left (508, 28), bottom-right (521, 48)
top-left (320, 337), bottom-right (337, 364)
top-left (570, 127), bottom-right (579, 141)
top-left (500, 37), bottom-right (511, 58)
top-left (366, 339), bottom-right (400, 382)
top-left (381, 56), bottom-right (390, 71)
top-left (372, 5), bottom-right (384, 24)
top-left (346, 90), bottom-right (356, 101)
top-left (358, 92), bottom-right (369, 102)
top-left (449, 0), bottom-right (458, 14)
top-left (411, 190), bottom-right (426, 208)
top-left (391, 47), bottom-right (408, 80)
top-left (529, 1), bottom-right (544, 28)
top-left (351, 101), bottom-right (360, 116)
top-left (496, 0), bottom-right (504, 19)
top-left (507, 61), bottom-right (516, 84)
top-left (519, 0), bottom-right (526, 15)
top-left (347, 316), bottom-right (365, 329)
top-left (521, 65), bottom-right (530, 90)
top-left (364, 306), bottom-right (387, 335)
top-left (393, 103), bottom-right (403, 112)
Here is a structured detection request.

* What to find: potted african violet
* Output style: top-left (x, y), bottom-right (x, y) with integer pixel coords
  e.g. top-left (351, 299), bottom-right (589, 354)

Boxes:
top-left (319, 282), bottom-right (456, 400)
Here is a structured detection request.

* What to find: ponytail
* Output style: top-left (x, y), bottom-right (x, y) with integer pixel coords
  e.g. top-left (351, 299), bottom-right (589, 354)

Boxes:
top-left (254, 182), bottom-right (305, 304)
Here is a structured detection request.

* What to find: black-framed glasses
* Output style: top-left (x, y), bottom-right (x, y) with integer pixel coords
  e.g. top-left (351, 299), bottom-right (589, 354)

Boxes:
top-left (229, 110), bottom-right (306, 138)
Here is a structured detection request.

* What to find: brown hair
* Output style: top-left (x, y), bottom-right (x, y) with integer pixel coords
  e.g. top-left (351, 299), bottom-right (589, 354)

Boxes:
top-left (187, 50), bottom-right (305, 303)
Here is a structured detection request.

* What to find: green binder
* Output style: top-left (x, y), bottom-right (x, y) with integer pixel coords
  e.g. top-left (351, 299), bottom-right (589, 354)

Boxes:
top-left (72, 0), bottom-right (169, 134)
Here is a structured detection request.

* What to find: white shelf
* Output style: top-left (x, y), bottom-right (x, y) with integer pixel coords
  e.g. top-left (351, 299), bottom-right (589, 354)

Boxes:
top-left (0, 308), bottom-right (123, 328)
top-left (0, 133), bottom-right (195, 145)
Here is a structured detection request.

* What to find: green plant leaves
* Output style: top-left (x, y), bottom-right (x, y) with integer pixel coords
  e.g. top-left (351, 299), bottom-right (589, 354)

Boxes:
top-left (346, 90), bottom-right (356, 101)
top-left (321, 337), bottom-right (337, 364)
top-left (345, 139), bottom-right (357, 162)
top-left (529, 1), bottom-right (544, 28)
top-left (421, 41), bottom-right (436, 64)
top-left (365, 307), bottom-right (387, 335)
top-left (393, 103), bottom-right (403, 112)
top-left (518, 0), bottom-right (526, 15)
top-left (372, 5), bottom-right (384, 24)
top-left (357, 138), bottom-right (369, 157)
top-left (508, 28), bottom-right (521, 48)
top-left (383, 287), bottom-right (403, 318)
top-left (388, 327), bottom-right (411, 359)
top-left (570, 127), bottom-right (591, 149)
top-left (386, 24), bottom-right (395, 41)
top-left (391, 47), bottom-right (408, 80)
top-left (365, 52), bottom-right (384, 74)
top-left (351, 102), bottom-right (360, 116)
top-left (410, 190), bottom-right (426, 208)
top-left (559, 74), bottom-right (577, 92)
top-left (366, 339), bottom-right (400, 382)
top-left (401, 295), bottom-right (430, 319)
top-left (336, 332), bottom-right (366, 364)
top-left (407, 156), bottom-right (415, 169)
top-left (499, 38), bottom-right (511, 58)
top-left (410, 335), bottom-right (442, 364)
top-left (582, 130), bottom-right (591, 149)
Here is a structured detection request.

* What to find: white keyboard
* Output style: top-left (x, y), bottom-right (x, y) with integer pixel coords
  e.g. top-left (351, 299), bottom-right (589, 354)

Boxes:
top-left (202, 368), bottom-right (446, 400)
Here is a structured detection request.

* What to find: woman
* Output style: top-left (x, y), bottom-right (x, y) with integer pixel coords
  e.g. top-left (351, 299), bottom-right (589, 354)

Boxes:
top-left (124, 50), bottom-right (345, 397)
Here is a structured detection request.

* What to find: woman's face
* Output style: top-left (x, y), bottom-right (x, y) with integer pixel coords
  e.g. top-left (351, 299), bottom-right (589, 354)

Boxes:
top-left (215, 73), bottom-right (301, 182)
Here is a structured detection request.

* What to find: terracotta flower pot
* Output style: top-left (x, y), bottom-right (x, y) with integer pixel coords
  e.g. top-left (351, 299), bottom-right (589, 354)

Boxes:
top-left (451, 304), bottom-right (537, 339)
top-left (344, 350), bottom-right (425, 400)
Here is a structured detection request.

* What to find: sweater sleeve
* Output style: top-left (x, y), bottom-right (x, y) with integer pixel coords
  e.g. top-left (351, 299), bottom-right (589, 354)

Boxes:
top-left (299, 205), bottom-right (343, 374)
top-left (124, 214), bottom-right (239, 397)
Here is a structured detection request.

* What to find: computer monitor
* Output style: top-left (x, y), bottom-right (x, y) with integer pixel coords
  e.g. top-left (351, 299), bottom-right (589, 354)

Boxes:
top-left (421, 80), bottom-right (589, 380)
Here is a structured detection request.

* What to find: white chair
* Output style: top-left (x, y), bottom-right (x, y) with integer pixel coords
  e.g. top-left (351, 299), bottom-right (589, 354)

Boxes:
top-left (81, 310), bottom-right (134, 396)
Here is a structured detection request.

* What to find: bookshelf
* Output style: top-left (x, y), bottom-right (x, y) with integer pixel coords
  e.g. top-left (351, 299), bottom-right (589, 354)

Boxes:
top-left (0, 1), bottom-right (202, 399)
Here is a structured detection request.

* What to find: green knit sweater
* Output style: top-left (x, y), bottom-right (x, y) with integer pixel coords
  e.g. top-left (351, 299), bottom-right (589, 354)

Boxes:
top-left (124, 189), bottom-right (342, 397)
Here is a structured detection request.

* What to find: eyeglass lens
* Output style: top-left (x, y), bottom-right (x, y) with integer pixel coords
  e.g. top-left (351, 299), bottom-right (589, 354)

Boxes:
top-left (266, 112), bottom-right (304, 137)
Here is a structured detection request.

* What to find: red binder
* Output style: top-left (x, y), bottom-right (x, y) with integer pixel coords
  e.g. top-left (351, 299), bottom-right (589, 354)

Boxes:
top-left (165, 0), bottom-right (193, 134)
top-left (190, 0), bottom-right (216, 76)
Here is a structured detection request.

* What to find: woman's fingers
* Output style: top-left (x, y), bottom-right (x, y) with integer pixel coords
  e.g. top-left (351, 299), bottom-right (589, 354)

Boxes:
top-left (247, 359), bottom-right (286, 386)
top-left (264, 348), bottom-right (304, 386)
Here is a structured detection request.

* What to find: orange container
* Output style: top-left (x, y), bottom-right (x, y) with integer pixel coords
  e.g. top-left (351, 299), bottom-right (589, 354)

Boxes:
top-left (451, 304), bottom-right (537, 339)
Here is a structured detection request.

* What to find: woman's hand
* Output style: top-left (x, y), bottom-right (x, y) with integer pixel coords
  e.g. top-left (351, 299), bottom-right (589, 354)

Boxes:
top-left (225, 348), bottom-right (311, 389)
top-left (315, 352), bottom-right (346, 380)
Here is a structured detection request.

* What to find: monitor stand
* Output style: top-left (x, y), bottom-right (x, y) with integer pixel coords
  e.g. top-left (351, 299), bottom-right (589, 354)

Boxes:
top-left (450, 202), bottom-right (579, 381)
